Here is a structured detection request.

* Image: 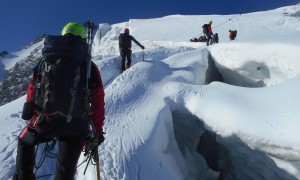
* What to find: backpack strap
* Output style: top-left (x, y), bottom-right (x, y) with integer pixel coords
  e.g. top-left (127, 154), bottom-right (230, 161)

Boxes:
top-left (34, 58), bottom-right (45, 91)
top-left (39, 61), bottom-right (52, 121)
top-left (66, 67), bottom-right (81, 122)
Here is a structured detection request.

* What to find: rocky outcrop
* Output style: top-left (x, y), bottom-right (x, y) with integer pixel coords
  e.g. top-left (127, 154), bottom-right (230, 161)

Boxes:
top-left (0, 44), bottom-right (43, 106)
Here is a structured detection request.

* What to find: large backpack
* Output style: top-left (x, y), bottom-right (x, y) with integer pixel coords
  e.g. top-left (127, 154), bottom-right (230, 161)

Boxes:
top-left (229, 30), bottom-right (237, 40)
top-left (233, 30), bottom-right (237, 38)
top-left (212, 33), bottom-right (219, 43)
top-left (202, 24), bottom-right (209, 34)
top-left (34, 35), bottom-right (88, 121)
top-left (118, 33), bottom-right (132, 49)
top-left (199, 35), bottom-right (207, 42)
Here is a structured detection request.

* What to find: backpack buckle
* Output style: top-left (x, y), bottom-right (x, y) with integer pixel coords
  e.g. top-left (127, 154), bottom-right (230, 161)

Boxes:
top-left (70, 88), bottom-right (77, 96)
top-left (74, 76), bottom-right (80, 83)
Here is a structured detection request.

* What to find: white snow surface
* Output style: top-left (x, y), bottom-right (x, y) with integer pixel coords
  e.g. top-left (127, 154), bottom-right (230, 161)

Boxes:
top-left (1, 4), bottom-right (300, 180)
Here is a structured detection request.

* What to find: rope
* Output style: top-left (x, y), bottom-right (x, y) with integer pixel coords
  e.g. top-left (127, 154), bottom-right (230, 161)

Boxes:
top-left (212, 15), bottom-right (241, 30)
top-left (34, 139), bottom-right (58, 179)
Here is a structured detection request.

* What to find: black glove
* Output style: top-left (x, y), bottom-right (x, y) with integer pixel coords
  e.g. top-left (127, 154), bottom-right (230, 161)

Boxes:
top-left (92, 132), bottom-right (105, 146)
top-left (141, 45), bottom-right (145, 49)
top-left (97, 132), bottom-right (105, 145)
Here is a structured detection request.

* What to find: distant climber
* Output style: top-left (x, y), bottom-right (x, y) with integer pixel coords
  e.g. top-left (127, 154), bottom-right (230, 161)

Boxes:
top-left (202, 20), bottom-right (213, 46)
top-left (118, 28), bottom-right (145, 72)
top-left (190, 35), bottom-right (207, 42)
top-left (229, 30), bottom-right (237, 40)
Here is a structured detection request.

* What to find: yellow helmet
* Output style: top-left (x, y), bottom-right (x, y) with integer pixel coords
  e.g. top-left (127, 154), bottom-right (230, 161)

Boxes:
top-left (61, 22), bottom-right (88, 39)
top-left (209, 20), bottom-right (213, 24)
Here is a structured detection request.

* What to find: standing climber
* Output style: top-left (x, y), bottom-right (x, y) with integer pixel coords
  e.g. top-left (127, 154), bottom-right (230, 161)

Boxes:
top-left (119, 28), bottom-right (145, 72)
top-left (13, 22), bottom-right (105, 180)
top-left (229, 29), bottom-right (237, 40)
top-left (202, 20), bottom-right (213, 46)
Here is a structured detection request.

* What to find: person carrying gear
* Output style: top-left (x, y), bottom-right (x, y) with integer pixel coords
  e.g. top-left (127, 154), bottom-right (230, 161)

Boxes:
top-left (13, 22), bottom-right (105, 180)
top-left (202, 20), bottom-right (213, 46)
top-left (229, 29), bottom-right (237, 40)
top-left (119, 28), bottom-right (145, 72)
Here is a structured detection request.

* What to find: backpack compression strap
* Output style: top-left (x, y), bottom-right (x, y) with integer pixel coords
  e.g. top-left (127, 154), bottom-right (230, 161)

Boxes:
top-left (40, 62), bottom-right (51, 120)
top-left (66, 67), bottom-right (81, 122)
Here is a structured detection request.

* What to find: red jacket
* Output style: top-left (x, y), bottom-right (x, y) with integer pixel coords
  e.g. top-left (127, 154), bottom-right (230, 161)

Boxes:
top-left (207, 24), bottom-right (213, 34)
top-left (26, 61), bottom-right (105, 133)
top-left (229, 30), bottom-right (237, 40)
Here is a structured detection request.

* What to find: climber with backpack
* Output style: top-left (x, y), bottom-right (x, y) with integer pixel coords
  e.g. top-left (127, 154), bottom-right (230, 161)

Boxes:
top-left (119, 28), bottom-right (145, 72)
top-left (229, 29), bottom-right (237, 40)
top-left (202, 20), bottom-right (213, 46)
top-left (13, 22), bottom-right (105, 180)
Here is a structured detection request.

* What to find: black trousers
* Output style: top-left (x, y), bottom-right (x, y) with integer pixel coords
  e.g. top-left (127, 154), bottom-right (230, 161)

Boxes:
top-left (205, 33), bottom-right (212, 46)
top-left (120, 49), bottom-right (132, 71)
top-left (14, 116), bottom-right (89, 180)
top-left (15, 138), bottom-right (83, 180)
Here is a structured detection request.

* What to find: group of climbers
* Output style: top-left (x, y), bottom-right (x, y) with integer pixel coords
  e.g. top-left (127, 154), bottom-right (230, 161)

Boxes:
top-left (190, 20), bottom-right (238, 45)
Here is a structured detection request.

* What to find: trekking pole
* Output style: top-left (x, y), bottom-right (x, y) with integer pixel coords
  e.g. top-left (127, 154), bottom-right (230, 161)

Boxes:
top-left (83, 18), bottom-right (96, 90)
top-left (93, 148), bottom-right (101, 180)
top-left (142, 49), bottom-right (144, 62)
top-left (83, 18), bottom-right (101, 180)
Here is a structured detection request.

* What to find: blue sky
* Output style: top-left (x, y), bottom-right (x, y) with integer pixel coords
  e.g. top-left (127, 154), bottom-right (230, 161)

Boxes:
top-left (0, 0), bottom-right (298, 52)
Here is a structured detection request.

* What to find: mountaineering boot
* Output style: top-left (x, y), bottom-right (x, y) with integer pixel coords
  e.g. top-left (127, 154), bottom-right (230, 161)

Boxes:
top-left (125, 65), bottom-right (130, 70)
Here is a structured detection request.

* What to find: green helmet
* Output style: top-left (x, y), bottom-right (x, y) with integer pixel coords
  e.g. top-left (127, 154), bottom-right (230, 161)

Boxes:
top-left (61, 22), bottom-right (88, 39)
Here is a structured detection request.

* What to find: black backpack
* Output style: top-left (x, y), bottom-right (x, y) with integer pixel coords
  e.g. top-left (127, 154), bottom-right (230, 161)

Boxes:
top-left (34, 35), bottom-right (88, 121)
top-left (202, 24), bottom-right (209, 34)
top-left (233, 30), bottom-right (237, 37)
top-left (199, 35), bottom-right (207, 42)
top-left (119, 33), bottom-right (131, 49)
top-left (213, 33), bottom-right (219, 43)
